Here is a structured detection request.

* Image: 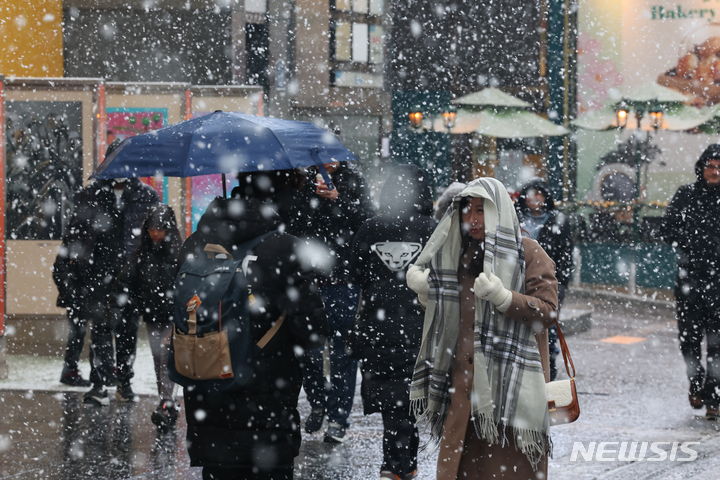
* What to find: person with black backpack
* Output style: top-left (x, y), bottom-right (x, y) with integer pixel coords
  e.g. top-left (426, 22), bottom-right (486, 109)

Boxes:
top-left (173, 170), bottom-right (328, 480)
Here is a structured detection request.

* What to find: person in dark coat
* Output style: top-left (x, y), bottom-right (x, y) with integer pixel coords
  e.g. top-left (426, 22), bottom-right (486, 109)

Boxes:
top-left (516, 180), bottom-right (575, 380)
top-left (53, 161), bottom-right (159, 404)
top-left (289, 160), bottom-right (374, 443)
top-left (349, 164), bottom-right (436, 480)
top-left (662, 144), bottom-right (720, 419)
top-left (179, 170), bottom-right (328, 480)
top-left (120, 204), bottom-right (181, 427)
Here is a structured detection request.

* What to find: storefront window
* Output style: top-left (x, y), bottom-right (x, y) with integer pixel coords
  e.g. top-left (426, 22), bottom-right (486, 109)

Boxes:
top-left (5, 101), bottom-right (83, 240)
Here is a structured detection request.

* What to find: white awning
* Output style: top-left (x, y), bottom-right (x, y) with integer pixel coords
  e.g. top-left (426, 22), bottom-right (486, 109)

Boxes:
top-left (432, 109), bottom-right (568, 137)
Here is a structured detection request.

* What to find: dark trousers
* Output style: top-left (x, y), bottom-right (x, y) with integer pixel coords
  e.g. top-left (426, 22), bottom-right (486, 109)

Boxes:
top-left (80, 300), bottom-right (139, 387)
top-left (114, 306), bottom-right (140, 385)
top-left (381, 406), bottom-right (419, 476)
top-left (62, 306), bottom-right (87, 372)
top-left (677, 294), bottom-right (720, 407)
top-left (83, 300), bottom-right (116, 386)
top-left (202, 466), bottom-right (293, 480)
top-left (303, 284), bottom-right (359, 427)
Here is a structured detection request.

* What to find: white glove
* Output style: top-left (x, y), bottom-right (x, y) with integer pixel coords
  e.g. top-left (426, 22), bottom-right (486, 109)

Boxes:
top-left (406, 265), bottom-right (430, 307)
top-left (473, 272), bottom-right (512, 312)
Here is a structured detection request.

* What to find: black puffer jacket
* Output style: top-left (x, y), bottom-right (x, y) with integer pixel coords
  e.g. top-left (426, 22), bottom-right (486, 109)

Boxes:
top-left (52, 178), bottom-right (159, 307)
top-left (179, 189), bottom-right (328, 470)
top-left (289, 162), bottom-right (374, 283)
top-left (517, 181), bottom-right (575, 286)
top-left (121, 204), bottom-right (181, 322)
top-left (349, 164), bottom-right (436, 414)
top-left (662, 148), bottom-right (720, 304)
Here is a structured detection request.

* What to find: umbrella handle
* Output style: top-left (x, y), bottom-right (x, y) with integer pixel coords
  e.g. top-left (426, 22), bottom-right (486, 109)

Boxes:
top-left (312, 149), bottom-right (335, 191)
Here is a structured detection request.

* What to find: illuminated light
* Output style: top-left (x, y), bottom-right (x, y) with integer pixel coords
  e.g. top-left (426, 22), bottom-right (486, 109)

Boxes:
top-left (408, 111), bottom-right (424, 129)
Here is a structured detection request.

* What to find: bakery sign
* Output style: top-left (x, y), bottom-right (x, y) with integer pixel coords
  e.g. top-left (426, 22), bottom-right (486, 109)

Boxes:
top-left (650, 5), bottom-right (717, 21)
top-left (614, 0), bottom-right (720, 105)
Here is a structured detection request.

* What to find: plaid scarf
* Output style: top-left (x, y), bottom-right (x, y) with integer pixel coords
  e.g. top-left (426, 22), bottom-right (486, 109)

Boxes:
top-left (409, 178), bottom-right (550, 467)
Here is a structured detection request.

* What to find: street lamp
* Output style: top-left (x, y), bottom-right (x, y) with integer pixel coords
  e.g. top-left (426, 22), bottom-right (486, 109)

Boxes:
top-left (441, 107), bottom-right (457, 130)
top-left (615, 102), bottom-right (629, 129)
top-left (612, 98), bottom-right (667, 240)
top-left (408, 110), bottom-right (424, 130)
top-left (648, 104), bottom-right (664, 131)
top-left (407, 107), bottom-right (458, 132)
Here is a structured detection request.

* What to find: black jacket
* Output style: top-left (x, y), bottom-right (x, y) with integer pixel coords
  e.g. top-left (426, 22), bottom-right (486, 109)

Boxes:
top-left (288, 162), bottom-right (373, 283)
top-left (52, 179), bottom-right (159, 308)
top-left (349, 164), bottom-right (436, 414)
top-left (121, 205), bottom-right (181, 322)
top-left (662, 153), bottom-right (720, 303)
top-left (517, 181), bottom-right (575, 286)
top-left (179, 191), bottom-right (328, 469)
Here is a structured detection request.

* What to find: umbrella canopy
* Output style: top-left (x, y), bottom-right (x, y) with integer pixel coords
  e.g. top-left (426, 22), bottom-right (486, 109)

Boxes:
top-left (94, 111), bottom-right (357, 179)
top-left (452, 88), bottom-right (531, 108)
top-left (432, 108), bottom-right (569, 137)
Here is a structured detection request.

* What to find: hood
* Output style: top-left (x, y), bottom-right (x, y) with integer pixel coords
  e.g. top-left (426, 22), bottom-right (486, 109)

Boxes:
top-left (378, 164), bottom-right (433, 217)
top-left (517, 180), bottom-right (556, 214)
top-left (414, 177), bottom-right (520, 268)
top-left (141, 204), bottom-right (181, 253)
top-left (696, 144), bottom-right (720, 182)
top-left (195, 196), bottom-right (281, 250)
top-left (434, 181), bottom-right (467, 221)
top-left (454, 177), bottom-right (520, 229)
top-left (145, 204), bottom-right (177, 231)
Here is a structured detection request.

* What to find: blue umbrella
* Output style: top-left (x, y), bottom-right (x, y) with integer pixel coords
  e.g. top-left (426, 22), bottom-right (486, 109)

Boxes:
top-left (94, 111), bottom-right (357, 195)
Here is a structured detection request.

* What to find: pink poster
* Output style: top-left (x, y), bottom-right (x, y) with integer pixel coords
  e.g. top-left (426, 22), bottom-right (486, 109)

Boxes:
top-left (107, 108), bottom-right (168, 200)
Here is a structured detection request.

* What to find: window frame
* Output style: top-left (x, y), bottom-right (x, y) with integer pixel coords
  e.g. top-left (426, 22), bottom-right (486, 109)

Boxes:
top-left (329, 0), bottom-right (384, 85)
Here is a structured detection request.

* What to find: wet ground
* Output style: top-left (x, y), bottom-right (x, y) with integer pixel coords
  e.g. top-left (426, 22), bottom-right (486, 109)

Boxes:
top-left (3, 293), bottom-right (720, 479)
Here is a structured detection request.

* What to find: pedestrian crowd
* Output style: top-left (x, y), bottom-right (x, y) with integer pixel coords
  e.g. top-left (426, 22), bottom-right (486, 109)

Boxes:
top-left (51, 136), bottom-right (720, 480)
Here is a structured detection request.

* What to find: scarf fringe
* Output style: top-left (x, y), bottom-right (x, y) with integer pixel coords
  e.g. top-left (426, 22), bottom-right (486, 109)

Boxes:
top-left (470, 413), bottom-right (499, 446)
top-left (413, 399), bottom-right (552, 470)
top-left (507, 425), bottom-right (552, 471)
top-left (410, 397), bottom-right (446, 450)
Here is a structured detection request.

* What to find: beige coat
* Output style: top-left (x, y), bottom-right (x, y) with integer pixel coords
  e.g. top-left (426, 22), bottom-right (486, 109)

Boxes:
top-left (436, 237), bottom-right (558, 480)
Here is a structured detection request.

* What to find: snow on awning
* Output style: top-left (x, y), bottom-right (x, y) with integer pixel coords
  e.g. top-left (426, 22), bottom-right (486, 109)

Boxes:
top-left (452, 88), bottom-right (532, 108)
top-left (432, 109), bottom-right (568, 138)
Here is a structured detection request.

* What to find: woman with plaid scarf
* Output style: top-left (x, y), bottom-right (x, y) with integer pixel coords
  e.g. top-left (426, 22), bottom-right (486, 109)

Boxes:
top-left (406, 178), bottom-right (558, 480)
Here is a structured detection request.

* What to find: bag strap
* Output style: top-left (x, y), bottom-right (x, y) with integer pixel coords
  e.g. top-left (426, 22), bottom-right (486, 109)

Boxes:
top-left (553, 320), bottom-right (576, 379)
top-left (256, 313), bottom-right (286, 349)
top-left (209, 230), bottom-right (278, 332)
top-left (204, 243), bottom-right (231, 258)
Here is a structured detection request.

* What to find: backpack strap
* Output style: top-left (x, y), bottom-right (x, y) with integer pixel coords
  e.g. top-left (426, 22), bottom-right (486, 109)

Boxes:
top-left (256, 313), bottom-right (286, 349)
top-left (204, 243), bottom-right (231, 258)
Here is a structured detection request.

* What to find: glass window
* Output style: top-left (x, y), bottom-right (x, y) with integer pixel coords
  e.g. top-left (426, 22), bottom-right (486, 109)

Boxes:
top-left (245, 0), bottom-right (267, 13)
top-left (369, 0), bottom-right (383, 15)
top-left (353, 0), bottom-right (369, 14)
top-left (6, 101), bottom-right (83, 240)
top-left (330, 0), bottom-right (383, 87)
top-left (335, 0), bottom-right (351, 11)
top-left (352, 22), bottom-right (369, 62)
top-left (369, 25), bottom-right (383, 64)
top-left (335, 22), bottom-right (352, 61)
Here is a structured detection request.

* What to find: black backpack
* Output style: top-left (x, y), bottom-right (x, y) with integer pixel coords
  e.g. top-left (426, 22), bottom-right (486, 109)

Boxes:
top-left (168, 231), bottom-right (277, 392)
